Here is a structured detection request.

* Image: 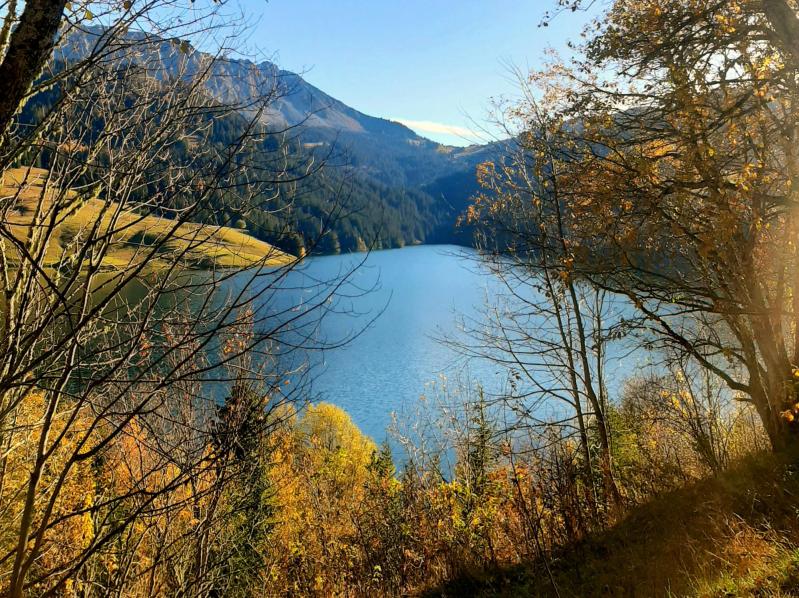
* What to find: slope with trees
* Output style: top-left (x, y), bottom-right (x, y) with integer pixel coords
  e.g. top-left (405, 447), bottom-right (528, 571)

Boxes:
top-left (0, 3), bottom-right (360, 596)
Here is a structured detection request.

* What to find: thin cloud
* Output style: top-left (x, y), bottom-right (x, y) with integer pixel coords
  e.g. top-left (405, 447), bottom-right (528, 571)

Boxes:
top-left (395, 118), bottom-right (481, 140)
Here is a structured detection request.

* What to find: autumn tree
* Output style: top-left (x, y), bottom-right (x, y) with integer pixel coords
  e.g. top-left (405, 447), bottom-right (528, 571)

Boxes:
top-left (484, 0), bottom-right (799, 451)
top-left (265, 402), bottom-right (377, 595)
top-left (461, 93), bottom-right (623, 514)
top-left (0, 4), bottom-right (363, 596)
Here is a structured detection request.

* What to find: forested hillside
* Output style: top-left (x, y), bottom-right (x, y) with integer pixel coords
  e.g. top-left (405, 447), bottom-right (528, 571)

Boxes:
top-left (16, 26), bottom-right (495, 255)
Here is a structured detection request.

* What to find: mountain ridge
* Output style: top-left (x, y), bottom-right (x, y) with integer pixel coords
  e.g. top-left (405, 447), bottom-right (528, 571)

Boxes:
top-left (48, 26), bottom-right (506, 252)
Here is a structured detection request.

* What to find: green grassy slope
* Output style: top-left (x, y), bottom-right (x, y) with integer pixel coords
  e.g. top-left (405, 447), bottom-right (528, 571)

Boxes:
top-left (1, 168), bottom-right (292, 270)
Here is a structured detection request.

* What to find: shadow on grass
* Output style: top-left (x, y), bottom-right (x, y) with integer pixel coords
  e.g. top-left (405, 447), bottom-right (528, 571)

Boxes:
top-left (424, 452), bottom-right (799, 597)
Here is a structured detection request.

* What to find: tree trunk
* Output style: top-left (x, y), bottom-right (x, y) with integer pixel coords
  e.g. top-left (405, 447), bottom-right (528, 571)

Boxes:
top-left (0, 0), bottom-right (67, 140)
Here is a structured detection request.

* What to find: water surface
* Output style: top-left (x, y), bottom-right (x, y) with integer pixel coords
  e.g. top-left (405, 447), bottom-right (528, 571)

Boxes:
top-left (266, 245), bottom-right (637, 443)
top-left (264, 245), bottom-right (502, 442)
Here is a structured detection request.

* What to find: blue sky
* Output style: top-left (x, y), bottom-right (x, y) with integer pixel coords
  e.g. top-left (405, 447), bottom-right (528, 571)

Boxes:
top-left (233, 0), bottom-right (599, 146)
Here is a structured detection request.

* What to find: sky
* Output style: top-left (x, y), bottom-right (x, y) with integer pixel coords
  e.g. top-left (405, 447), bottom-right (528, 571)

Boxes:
top-left (232, 0), bottom-right (600, 146)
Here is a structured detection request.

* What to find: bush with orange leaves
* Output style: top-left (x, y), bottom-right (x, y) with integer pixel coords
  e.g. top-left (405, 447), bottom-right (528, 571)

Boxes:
top-left (0, 375), bottom-right (280, 598)
top-left (0, 392), bottom-right (96, 596)
top-left (262, 402), bottom-right (378, 595)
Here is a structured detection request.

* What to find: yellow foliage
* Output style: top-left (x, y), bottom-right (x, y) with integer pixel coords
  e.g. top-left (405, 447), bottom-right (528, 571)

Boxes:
top-left (265, 402), bottom-right (377, 595)
top-left (0, 392), bottom-right (97, 596)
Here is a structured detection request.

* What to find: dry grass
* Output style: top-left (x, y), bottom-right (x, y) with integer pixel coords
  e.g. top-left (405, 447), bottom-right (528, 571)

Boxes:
top-left (1, 167), bottom-right (292, 272)
top-left (429, 452), bottom-right (799, 597)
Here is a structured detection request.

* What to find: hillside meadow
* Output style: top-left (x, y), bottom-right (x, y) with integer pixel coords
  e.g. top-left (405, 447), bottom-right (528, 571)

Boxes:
top-left (1, 167), bottom-right (291, 271)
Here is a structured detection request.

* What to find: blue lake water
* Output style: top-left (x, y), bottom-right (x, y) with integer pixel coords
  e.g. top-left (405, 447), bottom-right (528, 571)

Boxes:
top-left (273, 245), bottom-right (508, 442)
top-left (254, 244), bottom-right (640, 444)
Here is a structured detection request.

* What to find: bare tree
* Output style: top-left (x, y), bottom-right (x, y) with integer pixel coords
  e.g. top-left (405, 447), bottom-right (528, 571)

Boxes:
top-left (0, 5), bottom-right (369, 596)
top-left (456, 89), bottom-right (624, 515)
top-left (488, 0), bottom-right (799, 452)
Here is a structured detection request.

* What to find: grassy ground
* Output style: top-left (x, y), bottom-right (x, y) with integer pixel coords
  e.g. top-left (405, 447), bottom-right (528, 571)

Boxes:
top-left (1, 167), bottom-right (291, 271)
top-left (430, 452), bottom-right (799, 597)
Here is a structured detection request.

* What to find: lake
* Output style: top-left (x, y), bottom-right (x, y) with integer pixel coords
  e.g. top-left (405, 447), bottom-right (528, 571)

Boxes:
top-left (254, 244), bottom-right (640, 444)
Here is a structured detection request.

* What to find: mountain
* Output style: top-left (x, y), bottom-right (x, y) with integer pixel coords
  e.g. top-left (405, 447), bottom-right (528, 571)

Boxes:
top-left (142, 39), bottom-right (497, 188)
top-left (45, 27), bottom-right (507, 254)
